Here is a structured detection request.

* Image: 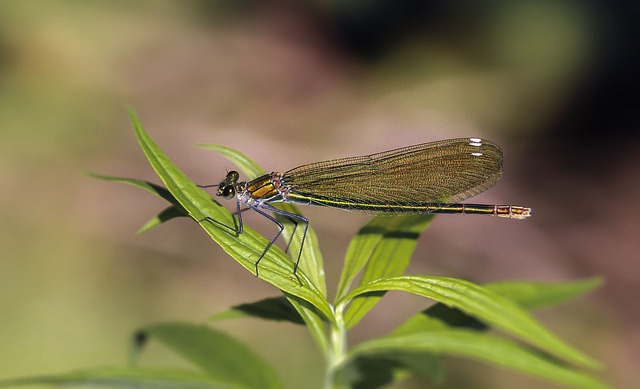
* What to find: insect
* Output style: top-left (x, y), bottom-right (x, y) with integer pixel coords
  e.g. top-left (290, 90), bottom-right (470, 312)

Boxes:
top-left (211, 138), bottom-right (531, 280)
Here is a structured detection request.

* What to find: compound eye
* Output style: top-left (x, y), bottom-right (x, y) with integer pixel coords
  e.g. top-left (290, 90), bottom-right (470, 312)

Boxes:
top-left (228, 171), bottom-right (239, 181)
top-left (221, 186), bottom-right (235, 199)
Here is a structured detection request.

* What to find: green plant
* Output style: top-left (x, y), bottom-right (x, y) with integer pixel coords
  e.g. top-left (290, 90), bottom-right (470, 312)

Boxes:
top-left (0, 112), bottom-right (608, 389)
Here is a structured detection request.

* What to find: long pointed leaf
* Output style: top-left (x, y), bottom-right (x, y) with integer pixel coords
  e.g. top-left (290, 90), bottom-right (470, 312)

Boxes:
top-left (349, 331), bottom-right (608, 389)
top-left (0, 367), bottom-right (234, 389)
top-left (211, 296), bottom-right (304, 324)
top-left (283, 291), bottom-right (330, 355)
top-left (336, 217), bottom-right (390, 300)
top-left (342, 215), bottom-right (434, 328)
top-left (88, 172), bottom-right (189, 233)
top-left (485, 278), bottom-right (604, 310)
top-left (137, 205), bottom-right (189, 234)
top-left (87, 172), bottom-right (185, 211)
top-left (137, 323), bottom-right (282, 389)
top-left (394, 278), bottom-right (604, 336)
top-left (339, 275), bottom-right (599, 369)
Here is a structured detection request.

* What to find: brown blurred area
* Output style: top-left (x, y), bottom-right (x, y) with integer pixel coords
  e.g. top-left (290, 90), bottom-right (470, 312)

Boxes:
top-left (0, 1), bottom-right (638, 388)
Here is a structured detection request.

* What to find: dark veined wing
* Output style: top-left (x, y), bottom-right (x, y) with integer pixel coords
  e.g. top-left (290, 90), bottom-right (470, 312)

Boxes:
top-left (281, 138), bottom-right (503, 213)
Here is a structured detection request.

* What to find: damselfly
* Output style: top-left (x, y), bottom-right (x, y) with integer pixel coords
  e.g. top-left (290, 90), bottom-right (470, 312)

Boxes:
top-left (210, 137), bottom-right (531, 279)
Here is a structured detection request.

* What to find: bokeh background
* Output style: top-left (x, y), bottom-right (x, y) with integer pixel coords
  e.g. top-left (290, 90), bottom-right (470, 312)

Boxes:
top-left (1, 1), bottom-right (638, 388)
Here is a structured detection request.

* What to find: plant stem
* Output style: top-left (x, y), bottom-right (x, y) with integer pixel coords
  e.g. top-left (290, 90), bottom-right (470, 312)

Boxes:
top-left (324, 304), bottom-right (348, 389)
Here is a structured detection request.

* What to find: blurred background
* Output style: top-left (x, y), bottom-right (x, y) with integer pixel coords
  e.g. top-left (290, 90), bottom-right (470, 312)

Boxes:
top-left (1, 1), bottom-right (638, 388)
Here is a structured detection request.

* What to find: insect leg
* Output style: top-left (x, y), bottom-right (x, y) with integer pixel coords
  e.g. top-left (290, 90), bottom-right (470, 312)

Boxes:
top-left (248, 205), bottom-right (286, 277)
top-left (197, 199), bottom-right (243, 236)
top-left (260, 204), bottom-right (308, 281)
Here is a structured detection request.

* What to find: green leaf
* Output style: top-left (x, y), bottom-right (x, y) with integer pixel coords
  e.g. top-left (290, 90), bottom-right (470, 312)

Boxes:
top-left (136, 323), bottom-right (283, 389)
top-left (197, 144), bottom-right (264, 180)
top-left (0, 367), bottom-right (235, 388)
top-left (339, 275), bottom-right (599, 369)
top-left (87, 172), bottom-right (186, 212)
top-left (485, 278), bottom-right (604, 310)
top-left (283, 292), bottom-right (330, 356)
top-left (393, 304), bottom-right (487, 336)
top-left (137, 205), bottom-right (189, 234)
top-left (129, 112), bottom-right (334, 323)
top-left (210, 296), bottom-right (306, 325)
top-left (358, 215), bottom-right (433, 282)
top-left (208, 296), bottom-right (330, 355)
top-left (198, 144), bottom-right (326, 296)
top-left (394, 278), bottom-right (603, 336)
top-left (336, 217), bottom-right (389, 299)
top-left (88, 172), bottom-right (189, 233)
top-left (341, 215), bottom-right (434, 328)
top-left (349, 330), bottom-right (609, 389)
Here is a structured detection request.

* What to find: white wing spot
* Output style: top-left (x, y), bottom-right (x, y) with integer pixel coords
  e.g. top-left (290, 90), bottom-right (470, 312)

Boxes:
top-left (469, 137), bottom-right (482, 147)
top-left (471, 152), bottom-right (483, 156)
